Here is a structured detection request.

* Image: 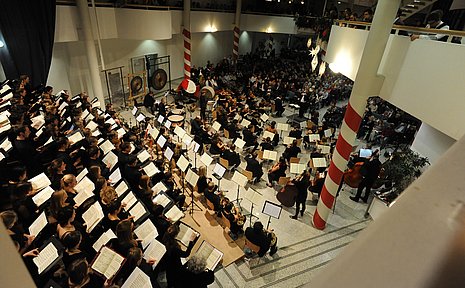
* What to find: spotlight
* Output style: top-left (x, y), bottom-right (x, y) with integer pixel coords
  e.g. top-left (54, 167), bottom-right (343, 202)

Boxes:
top-left (0, 41), bottom-right (4, 48)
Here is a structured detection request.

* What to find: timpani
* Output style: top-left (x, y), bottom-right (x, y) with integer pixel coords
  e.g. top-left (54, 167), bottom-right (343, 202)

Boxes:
top-left (168, 114), bottom-right (185, 128)
top-left (171, 108), bottom-right (184, 115)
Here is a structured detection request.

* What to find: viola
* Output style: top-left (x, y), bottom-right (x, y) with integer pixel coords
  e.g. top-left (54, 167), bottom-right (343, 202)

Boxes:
top-left (276, 181), bottom-right (298, 207)
top-left (343, 162), bottom-right (364, 188)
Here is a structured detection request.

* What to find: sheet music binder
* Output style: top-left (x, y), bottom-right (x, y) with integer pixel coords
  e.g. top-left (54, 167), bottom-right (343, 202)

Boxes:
top-left (90, 246), bottom-right (126, 280)
top-left (33, 237), bottom-right (63, 275)
top-left (192, 240), bottom-right (224, 271)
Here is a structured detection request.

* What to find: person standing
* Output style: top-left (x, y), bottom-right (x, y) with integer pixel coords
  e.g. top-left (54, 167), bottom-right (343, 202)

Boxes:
top-left (290, 170), bottom-right (310, 219)
top-left (350, 150), bottom-right (382, 203)
top-left (199, 90), bottom-right (207, 120)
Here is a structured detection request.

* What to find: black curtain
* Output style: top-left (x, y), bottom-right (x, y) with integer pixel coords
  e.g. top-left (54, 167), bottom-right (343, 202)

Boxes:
top-left (0, 0), bottom-right (56, 87)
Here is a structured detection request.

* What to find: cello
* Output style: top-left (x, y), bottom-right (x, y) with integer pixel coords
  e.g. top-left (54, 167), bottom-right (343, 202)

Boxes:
top-left (276, 178), bottom-right (298, 207)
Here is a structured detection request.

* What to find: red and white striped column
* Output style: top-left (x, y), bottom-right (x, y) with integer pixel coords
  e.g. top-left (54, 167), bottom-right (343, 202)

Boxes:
top-left (312, 0), bottom-right (401, 230)
top-left (232, 26), bottom-right (240, 62)
top-left (183, 28), bottom-right (191, 79)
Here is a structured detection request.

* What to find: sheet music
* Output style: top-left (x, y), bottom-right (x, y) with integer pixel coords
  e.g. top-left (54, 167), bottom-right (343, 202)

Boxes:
top-left (164, 120), bottom-right (171, 129)
top-left (32, 186), bottom-right (54, 207)
top-left (86, 121), bottom-right (98, 131)
top-left (324, 128), bottom-right (333, 138)
top-left (143, 240), bottom-right (166, 270)
top-left (212, 121), bottom-right (221, 132)
top-left (244, 188), bottom-right (264, 207)
top-left (312, 157), bottom-right (327, 168)
top-left (234, 138), bottom-right (246, 149)
top-left (91, 246), bottom-right (125, 279)
top-left (190, 141), bottom-right (201, 153)
top-left (129, 201), bottom-right (147, 222)
top-left (194, 241), bottom-right (223, 271)
top-left (82, 201), bottom-right (104, 233)
top-left (134, 219), bottom-right (159, 249)
top-left (164, 147), bottom-right (174, 161)
top-left (36, 126), bottom-right (44, 138)
top-left (92, 229), bottom-right (117, 252)
top-left (176, 155), bottom-right (190, 172)
top-left (100, 140), bottom-right (115, 155)
top-left (0, 84), bottom-right (10, 94)
top-left (157, 115), bottom-right (164, 123)
top-left (33, 241), bottom-right (59, 274)
top-left (262, 201), bottom-right (282, 219)
top-left (92, 129), bottom-right (101, 137)
top-left (181, 134), bottom-right (192, 146)
top-left (137, 150), bottom-right (151, 164)
top-left (105, 117), bottom-right (116, 125)
top-left (117, 128), bottom-right (126, 139)
top-left (232, 171), bottom-right (248, 187)
top-left (29, 212), bottom-right (48, 237)
top-left (200, 153), bottom-right (213, 167)
top-left (260, 114), bottom-right (269, 122)
top-left (122, 192), bottom-right (137, 210)
top-left (109, 168), bottom-right (122, 185)
top-left (136, 114), bottom-right (146, 123)
top-left (276, 123), bottom-right (290, 131)
top-left (114, 180), bottom-right (129, 197)
top-left (129, 143), bottom-right (136, 154)
top-left (152, 182), bottom-right (168, 195)
top-left (213, 163), bottom-right (226, 178)
top-left (30, 115), bottom-right (45, 129)
top-left (76, 168), bottom-right (88, 183)
top-left (317, 145), bottom-right (331, 154)
top-left (185, 169), bottom-right (199, 186)
top-left (174, 126), bottom-right (186, 138)
top-left (121, 266), bottom-right (152, 288)
top-left (176, 222), bottom-right (200, 247)
top-left (0, 100), bottom-right (10, 109)
top-left (0, 123), bottom-right (11, 134)
top-left (262, 131), bottom-right (274, 140)
top-left (58, 101), bottom-right (68, 112)
top-left (263, 150), bottom-right (278, 161)
top-left (152, 192), bottom-right (171, 207)
top-left (132, 107), bottom-right (138, 116)
top-left (0, 138), bottom-right (12, 152)
top-left (149, 127), bottom-right (159, 139)
top-left (309, 134), bottom-right (321, 142)
top-left (283, 136), bottom-right (295, 145)
top-left (240, 119), bottom-right (251, 127)
top-left (29, 173), bottom-right (52, 192)
top-left (142, 162), bottom-right (159, 178)
top-left (157, 135), bottom-right (166, 148)
top-left (290, 163), bottom-right (306, 174)
top-left (74, 177), bottom-right (95, 207)
top-left (164, 205), bottom-right (184, 223)
top-left (103, 151), bottom-right (118, 171)
top-left (92, 101), bottom-right (100, 108)
top-left (67, 131), bottom-right (83, 144)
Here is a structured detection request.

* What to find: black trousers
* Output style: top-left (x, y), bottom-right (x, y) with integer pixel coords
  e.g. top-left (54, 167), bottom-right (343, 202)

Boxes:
top-left (354, 178), bottom-right (374, 201)
top-left (295, 199), bottom-right (306, 216)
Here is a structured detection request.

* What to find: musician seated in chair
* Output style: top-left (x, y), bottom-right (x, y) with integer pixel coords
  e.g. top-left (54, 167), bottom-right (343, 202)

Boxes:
top-left (143, 91), bottom-right (155, 114)
top-left (288, 124), bottom-right (302, 139)
top-left (243, 124), bottom-right (258, 149)
top-left (245, 152), bottom-right (263, 182)
top-left (283, 140), bottom-right (301, 163)
top-left (260, 137), bottom-right (274, 152)
top-left (267, 157), bottom-right (287, 187)
top-left (221, 144), bottom-right (241, 168)
top-left (222, 201), bottom-right (244, 240)
top-left (245, 221), bottom-right (278, 257)
top-left (164, 172), bottom-right (187, 210)
top-left (209, 135), bottom-right (225, 155)
top-left (204, 181), bottom-right (222, 216)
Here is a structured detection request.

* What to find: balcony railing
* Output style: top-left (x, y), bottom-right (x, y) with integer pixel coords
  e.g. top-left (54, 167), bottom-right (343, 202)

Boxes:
top-left (335, 20), bottom-right (465, 43)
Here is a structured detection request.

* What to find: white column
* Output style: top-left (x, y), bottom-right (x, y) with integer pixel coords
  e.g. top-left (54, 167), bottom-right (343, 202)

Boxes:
top-left (76, 0), bottom-right (105, 106)
top-left (312, 0), bottom-right (402, 230)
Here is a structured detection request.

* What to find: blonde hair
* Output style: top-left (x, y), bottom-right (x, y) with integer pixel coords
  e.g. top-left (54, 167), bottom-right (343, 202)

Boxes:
top-left (100, 186), bottom-right (117, 205)
top-left (198, 166), bottom-right (207, 177)
top-left (61, 174), bottom-right (76, 189)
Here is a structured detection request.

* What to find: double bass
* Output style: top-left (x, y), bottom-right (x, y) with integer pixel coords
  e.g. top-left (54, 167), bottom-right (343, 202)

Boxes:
top-left (343, 161), bottom-right (364, 188)
top-left (276, 178), bottom-right (299, 207)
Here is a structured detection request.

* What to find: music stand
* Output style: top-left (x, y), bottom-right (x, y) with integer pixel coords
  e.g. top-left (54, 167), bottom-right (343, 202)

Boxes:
top-left (231, 171), bottom-right (248, 207)
top-left (185, 168), bottom-right (201, 215)
top-left (243, 188), bottom-right (263, 227)
top-left (189, 141), bottom-right (201, 168)
top-left (262, 200), bottom-right (282, 230)
top-left (212, 163), bottom-right (226, 190)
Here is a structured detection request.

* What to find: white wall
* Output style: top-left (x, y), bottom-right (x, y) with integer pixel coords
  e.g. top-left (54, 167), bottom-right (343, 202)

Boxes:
top-left (191, 31), bottom-right (234, 67)
top-left (411, 123), bottom-right (456, 165)
top-left (325, 25), bottom-right (465, 140)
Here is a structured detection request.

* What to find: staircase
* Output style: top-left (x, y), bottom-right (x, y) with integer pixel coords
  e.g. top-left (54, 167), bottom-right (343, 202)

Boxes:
top-left (209, 219), bottom-right (370, 288)
top-left (399, 0), bottom-right (439, 21)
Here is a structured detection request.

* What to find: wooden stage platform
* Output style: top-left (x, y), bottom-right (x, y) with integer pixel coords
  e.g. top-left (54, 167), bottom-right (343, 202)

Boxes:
top-left (182, 200), bottom-right (245, 268)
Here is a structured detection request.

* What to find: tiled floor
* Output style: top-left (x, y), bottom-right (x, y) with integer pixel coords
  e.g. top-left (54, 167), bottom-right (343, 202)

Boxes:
top-left (120, 93), bottom-right (373, 287)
